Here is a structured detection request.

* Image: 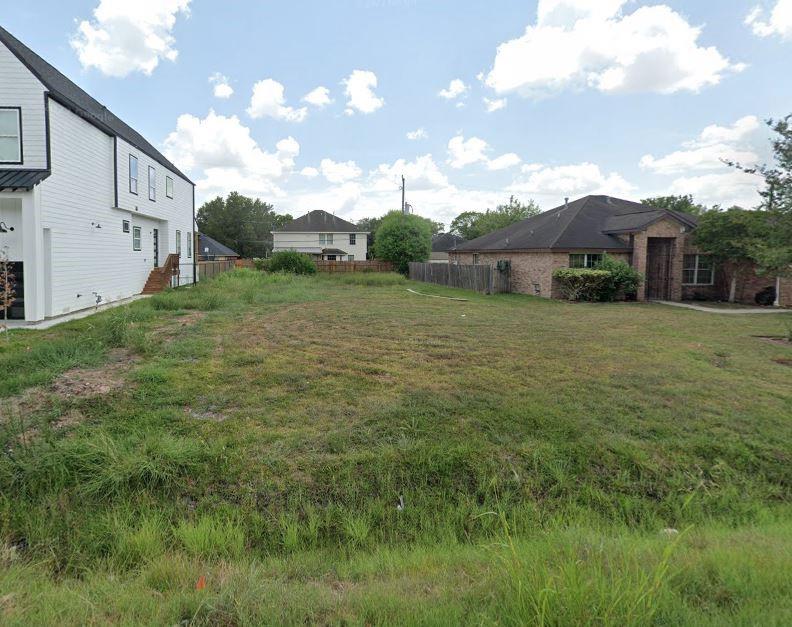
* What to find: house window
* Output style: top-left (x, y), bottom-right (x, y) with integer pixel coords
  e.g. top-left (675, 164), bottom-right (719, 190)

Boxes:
top-left (683, 254), bottom-right (714, 285)
top-left (187, 231), bottom-right (192, 258)
top-left (0, 108), bottom-right (22, 163)
top-left (348, 254), bottom-right (355, 261)
top-left (319, 233), bottom-right (334, 245)
top-left (148, 166), bottom-right (156, 201)
top-left (166, 176), bottom-right (174, 199)
top-left (129, 155), bottom-right (138, 194)
top-left (569, 253), bottom-right (604, 268)
top-left (349, 234), bottom-right (356, 245)
top-left (132, 226), bottom-right (142, 251)
top-left (122, 220), bottom-right (130, 233)
top-left (326, 255), bottom-right (337, 261)
top-left (472, 253), bottom-right (480, 265)
top-left (176, 230), bottom-right (182, 256)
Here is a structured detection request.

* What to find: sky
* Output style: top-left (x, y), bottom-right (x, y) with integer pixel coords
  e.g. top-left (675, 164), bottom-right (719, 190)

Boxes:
top-left (4, 0), bottom-right (792, 227)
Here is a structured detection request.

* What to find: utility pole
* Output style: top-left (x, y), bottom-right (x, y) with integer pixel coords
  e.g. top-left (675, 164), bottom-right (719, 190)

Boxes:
top-left (401, 175), bottom-right (406, 214)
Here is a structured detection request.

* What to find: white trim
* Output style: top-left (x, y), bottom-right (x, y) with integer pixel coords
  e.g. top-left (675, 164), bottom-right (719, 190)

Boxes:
top-left (682, 254), bottom-right (714, 286)
top-left (0, 107), bottom-right (22, 163)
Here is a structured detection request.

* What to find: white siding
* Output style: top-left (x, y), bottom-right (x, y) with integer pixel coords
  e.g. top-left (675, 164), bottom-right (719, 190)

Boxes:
top-left (37, 100), bottom-right (194, 317)
top-left (0, 39), bottom-right (47, 169)
top-left (273, 231), bottom-right (368, 260)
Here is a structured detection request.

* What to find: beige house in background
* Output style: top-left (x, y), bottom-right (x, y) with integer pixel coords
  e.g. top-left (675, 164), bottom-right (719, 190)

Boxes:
top-left (450, 195), bottom-right (790, 306)
top-left (272, 210), bottom-right (368, 261)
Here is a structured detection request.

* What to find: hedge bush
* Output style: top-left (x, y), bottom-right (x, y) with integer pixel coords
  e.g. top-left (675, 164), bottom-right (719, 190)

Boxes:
top-left (553, 255), bottom-right (643, 302)
top-left (268, 251), bottom-right (317, 275)
top-left (596, 255), bottom-right (643, 301)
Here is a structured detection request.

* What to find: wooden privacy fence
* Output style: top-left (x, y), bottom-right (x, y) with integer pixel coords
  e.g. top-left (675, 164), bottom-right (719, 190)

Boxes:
top-left (409, 262), bottom-right (511, 294)
top-left (316, 260), bottom-right (394, 273)
top-left (235, 259), bottom-right (255, 269)
top-left (197, 259), bottom-right (236, 281)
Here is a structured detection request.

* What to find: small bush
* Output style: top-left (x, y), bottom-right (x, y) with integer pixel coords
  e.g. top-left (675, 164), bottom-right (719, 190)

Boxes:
top-left (596, 254), bottom-right (643, 301)
top-left (553, 269), bottom-right (611, 302)
top-left (268, 251), bottom-right (317, 275)
top-left (252, 257), bottom-right (270, 272)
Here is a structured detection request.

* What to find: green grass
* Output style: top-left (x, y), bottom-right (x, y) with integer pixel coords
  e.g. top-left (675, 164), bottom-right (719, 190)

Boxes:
top-left (1, 269), bottom-right (791, 624)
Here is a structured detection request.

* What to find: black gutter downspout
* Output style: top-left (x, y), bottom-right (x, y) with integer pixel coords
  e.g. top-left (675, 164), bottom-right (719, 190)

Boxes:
top-left (112, 136), bottom-right (118, 207)
top-left (44, 93), bottom-right (52, 171)
top-left (192, 184), bottom-right (196, 285)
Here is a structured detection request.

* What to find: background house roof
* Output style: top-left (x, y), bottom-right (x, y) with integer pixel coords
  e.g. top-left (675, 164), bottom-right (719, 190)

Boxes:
top-left (321, 248), bottom-right (348, 255)
top-left (455, 195), bottom-right (696, 252)
top-left (274, 210), bottom-right (365, 233)
top-left (0, 25), bottom-right (192, 184)
top-left (432, 232), bottom-right (466, 252)
top-left (198, 233), bottom-right (239, 258)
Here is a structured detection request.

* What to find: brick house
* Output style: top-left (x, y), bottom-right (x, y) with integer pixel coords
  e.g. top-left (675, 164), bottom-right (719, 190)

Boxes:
top-left (449, 195), bottom-right (790, 306)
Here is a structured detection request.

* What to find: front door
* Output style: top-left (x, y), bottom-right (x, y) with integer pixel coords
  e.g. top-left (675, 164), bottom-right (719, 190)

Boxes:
top-left (153, 228), bottom-right (159, 268)
top-left (646, 237), bottom-right (674, 300)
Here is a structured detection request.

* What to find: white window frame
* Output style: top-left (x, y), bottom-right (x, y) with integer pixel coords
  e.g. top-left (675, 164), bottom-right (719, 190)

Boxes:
top-left (0, 107), bottom-right (22, 164)
top-left (682, 254), bottom-right (714, 286)
top-left (187, 231), bottom-right (192, 258)
top-left (132, 226), bottom-right (142, 251)
top-left (348, 254), bottom-right (355, 262)
top-left (148, 166), bottom-right (156, 201)
top-left (472, 253), bottom-right (480, 265)
top-left (569, 253), bottom-right (604, 269)
top-left (122, 220), bottom-right (130, 233)
top-left (176, 230), bottom-right (182, 256)
top-left (319, 233), bottom-right (334, 246)
top-left (349, 233), bottom-right (356, 245)
top-left (129, 155), bottom-right (138, 194)
top-left (166, 176), bottom-right (174, 199)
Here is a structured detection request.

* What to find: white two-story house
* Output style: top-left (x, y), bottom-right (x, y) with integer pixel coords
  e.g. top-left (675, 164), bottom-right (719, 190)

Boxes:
top-left (0, 26), bottom-right (195, 323)
top-left (272, 210), bottom-right (368, 261)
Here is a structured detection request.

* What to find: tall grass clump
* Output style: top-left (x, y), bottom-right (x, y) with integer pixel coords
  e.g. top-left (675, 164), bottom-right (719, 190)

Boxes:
top-left (176, 515), bottom-right (245, 559)
top-left (329, 272), bottom-right (406, 287)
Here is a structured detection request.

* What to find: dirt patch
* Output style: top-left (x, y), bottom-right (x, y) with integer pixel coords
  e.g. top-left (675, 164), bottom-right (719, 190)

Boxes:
top-left (185, 405), bottom-right (228, 422)
top-left (151, 311), bottom-right (206, 340)
top-left (50, 349), bottom-right (136, 398)
top-left (772, 358), bottom-right (792, 367)
top-left (755, 336), bottom-right (792, 347)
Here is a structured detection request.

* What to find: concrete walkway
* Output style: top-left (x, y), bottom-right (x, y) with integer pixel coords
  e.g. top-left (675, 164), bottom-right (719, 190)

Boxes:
top-left (653, 300), bottom-right (791, 314)
top-left (1, 295), bottom-right (148, 332)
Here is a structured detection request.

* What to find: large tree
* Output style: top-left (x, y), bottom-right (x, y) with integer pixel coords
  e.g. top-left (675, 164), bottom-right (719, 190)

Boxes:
top-left (693, 208), bottom-right (764, 302)
top-left (372, 211), bottom-right (432, 274)
top-left (641, 194), bottom-right (710, 215)
top-left (450, 196), bottom-right (540, 240)
top-left (196, 192), bottom-right (292, 258)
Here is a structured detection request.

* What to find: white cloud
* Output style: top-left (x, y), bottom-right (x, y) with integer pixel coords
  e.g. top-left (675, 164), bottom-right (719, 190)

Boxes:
top-left (487, 153), bottom-right (522, 171)
top-left (407, 128), bottom-right (428, 141)
top-left (320, 158), bottom-right (362, 184)
top-left (509, 162), bottom-right (634, 199)
top-left (163, 110), bottom-right (297, 200)
top-left (485, 0), bottom-right (741, 97)
top-left (448, 135), bottom-right (490, 169)
top-left (247, 79), bottom-right (308, 122)
top-left (342, 70), bottom-right (384, 115)
top-left (209, 73), bottom-right (233, 99)
top-left (439, 79), bottom-right (469, 100)
top-left (484, 97), bottom-right (507, 112)
top-left (71, 0), bottom-right (191, 77)
top-left (746, 1), bottom-right (792, 38)
top-left (368, 155), bottom-right (449, 192)
top-left (300, 167), bottom-right (319, 178)
top-left (639, 115), bottom-right (766, 208)
top-left (302, 86), bottom-right (333, 108)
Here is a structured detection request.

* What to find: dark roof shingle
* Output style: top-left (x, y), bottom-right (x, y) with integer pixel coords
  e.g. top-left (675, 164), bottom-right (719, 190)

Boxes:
top-left (455, 196), bottom-right (696, 252)
top-left (198, 233), bottom-right (239, 258)
top-left (0, 26), bottom-right (192, 184)
top-left (432, 233), bottom-right (466, 252)
top-left (274, 210), bottom-right (363, 233)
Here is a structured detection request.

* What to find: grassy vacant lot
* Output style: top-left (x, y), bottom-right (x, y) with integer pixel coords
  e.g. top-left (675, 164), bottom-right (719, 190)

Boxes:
top-left (1, 270), bottom-right (791, 625)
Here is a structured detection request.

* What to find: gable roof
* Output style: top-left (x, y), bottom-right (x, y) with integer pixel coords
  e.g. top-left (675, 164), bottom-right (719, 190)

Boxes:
top-left (455, 195), bottom-right (697, 252)
top-left (432, 232), bottom-right (466, 252)
top-left (274, 210), bottom-right (365, 233)
top-left (0, 26), bottom-right (192, 184)
top-left (198, 233), bottom-right (239, 258)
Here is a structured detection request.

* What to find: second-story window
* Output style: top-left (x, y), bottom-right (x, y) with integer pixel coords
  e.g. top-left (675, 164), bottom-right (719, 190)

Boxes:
top-left (166, 176), bottom-right (174, 199)
top-left (0, 108), bottom-right (22, 163)
top-left (349, 234), bottom-right (356, 245)
top-left (148, 166), bottom-right (156, 201)
top-left (129, 155), bottom-right (138, 194)
top-left (319, 233), bottom-right (334, 245)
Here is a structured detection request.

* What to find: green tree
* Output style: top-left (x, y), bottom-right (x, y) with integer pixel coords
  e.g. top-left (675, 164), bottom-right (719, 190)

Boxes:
top-left (641, 195), bottom-right (710, 215)
top-left (196, 192), bottom-right (292, 258)
top-left (356, 216), bottom-right (384, 255)
top-left (693, 208), bottom-right (764, 302)
top-left (372, 211), bottom-right (432, 274)
top-left (450, 196), bottom-right (540, 240)
top-left (727, 116), bottom-right (792, 295)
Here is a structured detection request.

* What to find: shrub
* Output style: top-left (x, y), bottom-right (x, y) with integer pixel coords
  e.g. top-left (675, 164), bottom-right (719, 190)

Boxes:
top-left (373, 211), bottom-right (432, 274)
top-left (252, 257), bottom-right (270, 272)
top-left (268, 251), bottom-right (317, 275)
top-left (553, 269), bottom-right (611, 302)
top-left (596, 254), bottom-right (643, 301)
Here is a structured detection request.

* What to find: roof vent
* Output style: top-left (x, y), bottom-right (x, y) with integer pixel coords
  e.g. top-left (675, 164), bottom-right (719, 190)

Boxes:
top-left (564, 197), bottom-right (569, 209)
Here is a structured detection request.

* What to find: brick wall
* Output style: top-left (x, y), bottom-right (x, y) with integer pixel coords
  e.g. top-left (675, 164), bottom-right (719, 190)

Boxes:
top-left (632, 218), bottom-right (695, 301)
